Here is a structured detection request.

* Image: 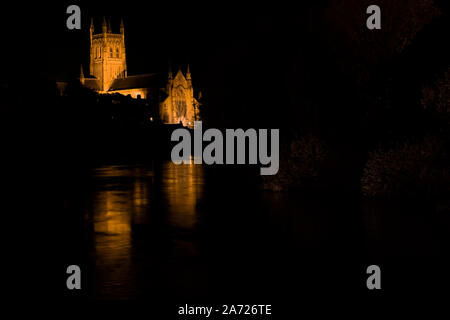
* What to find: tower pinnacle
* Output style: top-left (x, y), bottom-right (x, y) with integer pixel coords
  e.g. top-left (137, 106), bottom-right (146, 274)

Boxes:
top-left (80, 64), bottom-right (85, 85)
top-left (102, 16), bottom-right (107, 33)
top-left (186, 64), bottom-right (191, 80)
top-left (120, 17), bottom-right (124, 33)
top-left (168, 62), bottom-right (173, 79)
top-left (89, 17), bottom-right (94, 43)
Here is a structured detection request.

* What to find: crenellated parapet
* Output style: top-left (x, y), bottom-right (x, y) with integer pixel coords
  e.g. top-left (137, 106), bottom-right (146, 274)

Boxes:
top-left (89, 17), bottom-right (127, 91)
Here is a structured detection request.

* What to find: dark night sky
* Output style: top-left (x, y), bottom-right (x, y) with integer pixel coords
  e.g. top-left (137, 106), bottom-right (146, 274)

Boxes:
top-left (1, 1), bottom-right (313, 84)
top-left (1, 0), bottom-right (323, 130)
top-left (2, 0), bottom-right (448, 84)
top-left (2, 0), bottom-right (448, 131)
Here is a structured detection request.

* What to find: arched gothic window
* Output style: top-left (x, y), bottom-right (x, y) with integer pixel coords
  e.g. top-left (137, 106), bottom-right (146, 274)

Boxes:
top-left (174, 87), bottom-right (187, 121)
top-left (116, 47), bottom-right (120, 58)
top-left (110, 47), bottom-right (113, 58)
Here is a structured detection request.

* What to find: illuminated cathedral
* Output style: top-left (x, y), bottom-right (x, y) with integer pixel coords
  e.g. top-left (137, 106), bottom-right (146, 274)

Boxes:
top-left (80, 17), bottom-right (200, 127)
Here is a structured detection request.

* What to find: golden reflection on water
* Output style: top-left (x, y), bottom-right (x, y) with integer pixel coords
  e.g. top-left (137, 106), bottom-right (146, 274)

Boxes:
top-left (162, 161), bottom-right (204, 230)
top-left (87, 162), bottom-right (204, 298)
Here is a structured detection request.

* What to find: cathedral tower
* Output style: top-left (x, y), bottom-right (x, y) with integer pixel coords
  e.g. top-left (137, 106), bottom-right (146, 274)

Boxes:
top-left (89, 17), bottom-right (127, 91)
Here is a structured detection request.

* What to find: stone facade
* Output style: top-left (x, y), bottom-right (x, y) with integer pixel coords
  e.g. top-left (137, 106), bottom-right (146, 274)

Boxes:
top-left (160, 66), bottom-right (200, 127)
top-left (82, 17), bottom-right (201, 127)
top-left (90, 17), bottom-right (127, 92)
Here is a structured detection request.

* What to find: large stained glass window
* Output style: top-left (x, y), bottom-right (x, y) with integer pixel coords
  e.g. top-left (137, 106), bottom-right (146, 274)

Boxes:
top-left (174, 87), bottom-right (187, 121)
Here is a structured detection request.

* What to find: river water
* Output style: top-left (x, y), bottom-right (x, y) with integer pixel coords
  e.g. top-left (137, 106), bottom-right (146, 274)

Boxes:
top-left (68, 160), bottom-right (447, 300)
